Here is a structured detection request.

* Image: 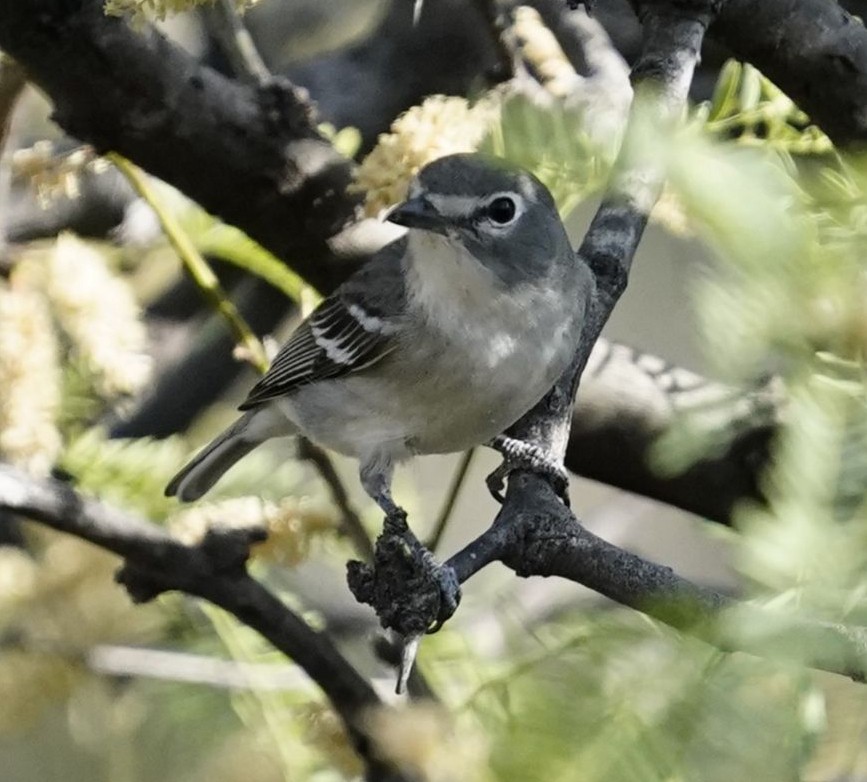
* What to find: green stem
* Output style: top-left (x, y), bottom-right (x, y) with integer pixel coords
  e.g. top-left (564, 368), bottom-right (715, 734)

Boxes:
top-left (427, 448), bottom-right (475, 553)
top-left (109, 152), bottom-right (269, 374)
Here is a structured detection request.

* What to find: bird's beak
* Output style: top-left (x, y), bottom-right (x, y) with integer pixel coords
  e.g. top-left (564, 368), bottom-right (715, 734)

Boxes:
top-left (386, 195), bottom-right (447, 233)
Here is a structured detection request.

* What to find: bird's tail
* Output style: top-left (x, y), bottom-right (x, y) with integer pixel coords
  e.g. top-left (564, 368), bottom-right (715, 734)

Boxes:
top-left (165, 406), bottom-right (293, 502)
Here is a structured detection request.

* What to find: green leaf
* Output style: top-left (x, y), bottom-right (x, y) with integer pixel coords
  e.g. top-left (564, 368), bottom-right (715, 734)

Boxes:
top-left (180, 208), bottom-right (315, 302)
top-left (707, 59), bottom-right (742, 122)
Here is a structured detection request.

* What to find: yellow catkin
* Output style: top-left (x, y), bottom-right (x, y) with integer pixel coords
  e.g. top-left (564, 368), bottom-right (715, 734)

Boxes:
top-left (0, 283), bottom-right (62, 474)
top-left (12, 142), bottom-right (107, 208)
top-left (169, 496), bottom-right (337, 566)
top-left (650, 185), bottom-right (694, 238)
top-left (104, 0), bottom-right (257, 23)
top-left (510, 6), bottom-right (579, 98)
top-left (46, 233), bottom-right (152, 398)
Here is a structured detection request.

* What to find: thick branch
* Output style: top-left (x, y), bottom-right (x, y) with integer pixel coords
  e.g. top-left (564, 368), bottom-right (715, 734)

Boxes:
top-left (0, 0), bottom-right (361, 293)
top-left (0, 463), bottom-right (400, 781)
top-left (713, 0), bottom-right (867, 146)
top-left (447, 474), bottom-right (867, 683)
top-left (567, 338), bottom-right (776, 524)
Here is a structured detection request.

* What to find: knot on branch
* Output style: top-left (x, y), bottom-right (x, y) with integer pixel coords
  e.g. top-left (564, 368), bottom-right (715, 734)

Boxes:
top-left (116, 525), bottom-right (266, 604)
top-left (200, 525), bottom-right (268, 571)
top-left (495, 473), bottom-right (581, 578)
top-left (347, 513), bottom-right (460, 636)
top-left (257, 76), bottom-right (317, 137)
top-left (115, 563), bottom-right (168, 603)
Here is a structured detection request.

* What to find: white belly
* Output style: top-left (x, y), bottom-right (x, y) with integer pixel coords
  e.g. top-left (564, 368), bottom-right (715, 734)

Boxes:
top-left (283, 302), bottom-right (578, 461)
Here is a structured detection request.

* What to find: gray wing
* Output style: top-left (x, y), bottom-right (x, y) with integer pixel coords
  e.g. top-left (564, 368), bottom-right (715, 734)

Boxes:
top-left (239, 247), bottom-right (406, 410)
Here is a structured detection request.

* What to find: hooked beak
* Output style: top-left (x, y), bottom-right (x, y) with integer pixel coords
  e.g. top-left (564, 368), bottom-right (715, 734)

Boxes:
top-left (386, 195), bottom-right (447, 233)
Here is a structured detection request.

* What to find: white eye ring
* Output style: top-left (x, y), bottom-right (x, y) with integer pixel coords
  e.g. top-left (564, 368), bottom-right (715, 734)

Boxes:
top-left (480, 192), bottom-right (524, 228)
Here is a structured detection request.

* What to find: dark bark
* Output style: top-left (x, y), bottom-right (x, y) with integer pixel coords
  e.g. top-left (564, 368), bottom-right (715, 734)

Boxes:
top-left (713, 0), bottom-right (867, 146)
top-left (0, 0), bottom-right (362, 293)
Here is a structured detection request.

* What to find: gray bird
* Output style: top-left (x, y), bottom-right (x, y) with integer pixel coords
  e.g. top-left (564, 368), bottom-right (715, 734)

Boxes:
top-left (166, 153), bottom-right (592, 521)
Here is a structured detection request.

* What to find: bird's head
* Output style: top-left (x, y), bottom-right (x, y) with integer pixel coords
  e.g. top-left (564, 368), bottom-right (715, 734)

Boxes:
top-left (386, 153), bottom-right (573, 286)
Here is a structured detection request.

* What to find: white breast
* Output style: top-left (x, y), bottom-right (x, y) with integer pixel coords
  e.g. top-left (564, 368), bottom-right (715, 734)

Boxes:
top-left (399, 231), bottom-right (577, 449)
top-left (405, 231), bottom-right (508, 329)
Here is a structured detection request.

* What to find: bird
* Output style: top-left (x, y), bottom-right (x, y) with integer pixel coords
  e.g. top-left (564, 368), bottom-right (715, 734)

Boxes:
top-left (166, 153), bottom-right (593, 523)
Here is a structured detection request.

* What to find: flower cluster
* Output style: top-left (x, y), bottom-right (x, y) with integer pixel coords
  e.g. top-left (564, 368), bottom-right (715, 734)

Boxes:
top-left (46, 233), bottom-right (152, 398)
top-left (509, 5), bottom-right (581, 99)
top-left (0, 281), bottom-right (61, 474)
top-left (104, 0), bottom-right (257, 24)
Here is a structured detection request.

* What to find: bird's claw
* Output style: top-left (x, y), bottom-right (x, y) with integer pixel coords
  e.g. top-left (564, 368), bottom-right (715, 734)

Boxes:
top-left (486, 436), bottom-right (570, 507)
top-left (396, 633), bottom-right (421, 694)
top-left (426, 560), bottom-right (460, 633)
top-left (346, 509), bottom-right (461, 692)
top-left (485, 463), bottom-right (508, 504)
top-left (394, 561), bottom-right (458, 693)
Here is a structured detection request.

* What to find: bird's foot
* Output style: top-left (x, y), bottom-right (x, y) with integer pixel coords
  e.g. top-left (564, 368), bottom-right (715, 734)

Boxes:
top-left (486, 435), bottom-right (570, 507)
top-left (346, 507), bottom-right (461, 693)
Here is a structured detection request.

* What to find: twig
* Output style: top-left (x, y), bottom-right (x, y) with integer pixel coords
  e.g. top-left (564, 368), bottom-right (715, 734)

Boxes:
top-left (88, 644), bottom-right (312, 691)
top-left (109, 153), bottom-right (269, 373)
top-left (203, 0), bottom-right (271, 85)
top-left (426, 449), bottom-right (475, 553)
top-left (0, 54), bottom-right (26, 260)
top-left (0, 637), bottom-right (315, 692)
top-left (297, 437), bottom-right (375, 564)
top-left (0, 462), bottom-right (405, 781)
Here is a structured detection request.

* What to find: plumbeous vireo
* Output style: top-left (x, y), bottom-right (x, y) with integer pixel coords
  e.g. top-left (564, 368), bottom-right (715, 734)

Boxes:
top-left (166, 153), bottom-right (593, 517)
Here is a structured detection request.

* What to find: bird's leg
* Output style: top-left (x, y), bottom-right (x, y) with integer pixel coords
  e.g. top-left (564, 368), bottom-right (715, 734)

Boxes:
top-left (359, 457), bottom-right (406, 521)
top-left (349, 457), bottom-right (461, 692)
top-left (486, 434), bottom-right (570, 506)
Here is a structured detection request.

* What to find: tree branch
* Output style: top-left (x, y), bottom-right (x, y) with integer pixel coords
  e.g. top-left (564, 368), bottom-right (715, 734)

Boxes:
top-left (202, 0), bottom-right (271, 85)
top-left (0, 463), bottom-right (403, 781)
top-left (0, 0), bottom-right (363, 294)
top-left (712, 0), bottom-right (867, 146)
top-left (446, 474), bottom-right (867, 683)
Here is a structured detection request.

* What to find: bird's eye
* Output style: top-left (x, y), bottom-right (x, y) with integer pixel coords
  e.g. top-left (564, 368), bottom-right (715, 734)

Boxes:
top-left (485, 196), bottom-right (517, 225)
